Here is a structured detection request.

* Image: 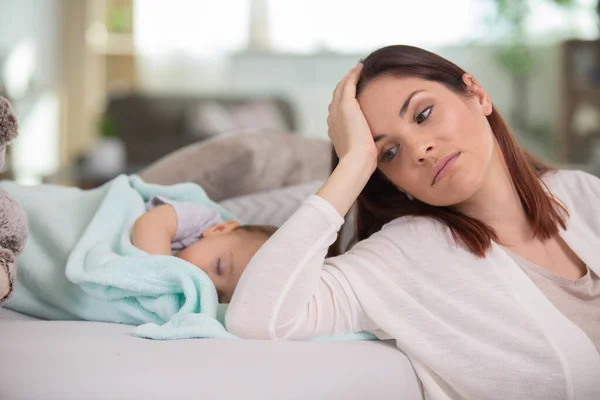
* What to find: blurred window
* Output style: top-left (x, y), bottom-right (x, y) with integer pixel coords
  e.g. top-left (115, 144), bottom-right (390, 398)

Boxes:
top-left (134, 0), bottom-right (250, 56)
top-left (134, 0), bottom-right (599, 56)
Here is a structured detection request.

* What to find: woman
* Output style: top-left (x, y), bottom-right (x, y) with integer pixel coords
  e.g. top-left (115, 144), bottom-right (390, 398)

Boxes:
top-left (225, 45), bottom-right (600, 399)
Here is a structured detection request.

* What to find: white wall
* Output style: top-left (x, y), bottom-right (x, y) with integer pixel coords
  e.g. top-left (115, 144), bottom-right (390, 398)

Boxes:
top-left (0, 0), bottom-right (63, 94)
top-left (229, 52), bottom-right (360, 137)
top-left (137, 44), bottom-right (561, 159)
top-left (0, 0), bottom-right (64, 183)
top-left (227, 46), bottom-right (560, 138)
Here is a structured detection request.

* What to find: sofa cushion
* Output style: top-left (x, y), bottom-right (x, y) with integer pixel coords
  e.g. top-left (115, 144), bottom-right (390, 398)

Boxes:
top-left (220, 180), bottom-right (324, 227)
top-left (0, 309), bottom-right (423, 400)
top-left (105, 93), bottom-right (297, 169)
top-left (183, 100), bottom-right (290, 140)
top-left (138, 133), bottom-right (331, 201)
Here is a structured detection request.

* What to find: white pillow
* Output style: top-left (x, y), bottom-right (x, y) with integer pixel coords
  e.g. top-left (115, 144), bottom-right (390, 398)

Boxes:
top-left (219, 179), bottom-right (356, 252)
top-left (139, 133), bottom-right (331, 201)
top-left (219, 180), bottom-right (324, 227)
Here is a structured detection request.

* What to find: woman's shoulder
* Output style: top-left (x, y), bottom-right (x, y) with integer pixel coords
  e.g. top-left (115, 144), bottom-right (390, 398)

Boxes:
top-left (368, 214), bottom-right (452, 249)
top-left (346, 215), bottom-right (475, 277)
top-left (544, 168), bottom-right (593, 182)
top-left (542, 169), bottom-right (600, 220)
top-left (381, 214), bottom-right (442, 231)
top-left (543, 169), bottom-right (600, 197)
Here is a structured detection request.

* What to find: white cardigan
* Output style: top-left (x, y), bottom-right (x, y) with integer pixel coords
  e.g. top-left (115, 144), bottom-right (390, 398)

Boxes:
top-left (226, 170), bottom-right (600, 400)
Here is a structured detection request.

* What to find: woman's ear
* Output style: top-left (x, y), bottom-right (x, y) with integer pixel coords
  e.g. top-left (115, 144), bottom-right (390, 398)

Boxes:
top-left (462, 73), bottom-right (492, 116)
top-left (202, 221), bottom-right (240, 237)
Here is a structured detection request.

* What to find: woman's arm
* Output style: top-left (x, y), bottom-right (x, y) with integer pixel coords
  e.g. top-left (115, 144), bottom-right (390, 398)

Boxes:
top-left (131, 205), bottom-right (177, 255)
top-left (226, 65), bottom-right (383, 339)
top-left (225, 194), bottom-right (380, 340)
top-left (318, 63), bottom-right (378, 216)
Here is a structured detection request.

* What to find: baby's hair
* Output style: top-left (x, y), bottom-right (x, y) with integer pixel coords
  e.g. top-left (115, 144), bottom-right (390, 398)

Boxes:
top-left (238, 224), bottom-right (278, 239)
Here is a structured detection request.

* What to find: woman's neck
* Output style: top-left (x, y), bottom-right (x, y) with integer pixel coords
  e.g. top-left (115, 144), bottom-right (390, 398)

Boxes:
top-left (454, 152), bottom-right (534, 246)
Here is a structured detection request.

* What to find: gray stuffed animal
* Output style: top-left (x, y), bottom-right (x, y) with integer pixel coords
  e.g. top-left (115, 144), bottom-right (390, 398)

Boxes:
top-left (0, 96), bottom-right (28, 306)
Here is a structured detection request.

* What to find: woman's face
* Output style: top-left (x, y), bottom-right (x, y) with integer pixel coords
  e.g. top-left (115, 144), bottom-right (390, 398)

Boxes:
top-left (358, 74), bottom-right (496, 207)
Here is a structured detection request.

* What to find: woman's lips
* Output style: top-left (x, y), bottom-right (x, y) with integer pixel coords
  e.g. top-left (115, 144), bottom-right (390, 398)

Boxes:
top-left (431, 152), bottom-right (461, 185)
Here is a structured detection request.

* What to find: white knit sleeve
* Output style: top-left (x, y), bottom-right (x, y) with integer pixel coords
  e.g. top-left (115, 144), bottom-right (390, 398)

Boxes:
top-left (225, 195), bottom-right (378, 340)
top-left (575, 170), bottom-right (600, 201)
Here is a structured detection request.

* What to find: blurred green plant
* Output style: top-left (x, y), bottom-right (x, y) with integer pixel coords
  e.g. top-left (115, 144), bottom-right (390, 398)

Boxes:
top-left (98, 114), bottom-right (117, 138)
top-left (489, 0), bottom-right (576, 137)
top-left (528, 121), bottom-right (557, 159)
top-left (106, 6), bottom-right (133, 33)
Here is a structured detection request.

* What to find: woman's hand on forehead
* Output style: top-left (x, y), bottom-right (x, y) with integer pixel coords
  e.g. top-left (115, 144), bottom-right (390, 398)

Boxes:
top-left (327, 64), bottom-right (378, 170)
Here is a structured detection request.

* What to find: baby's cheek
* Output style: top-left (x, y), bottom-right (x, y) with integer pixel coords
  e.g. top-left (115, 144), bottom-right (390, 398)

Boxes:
top-left (177, 248), bottom-right (214, 278)
top-left (176, 248), bottom-right (196, 264)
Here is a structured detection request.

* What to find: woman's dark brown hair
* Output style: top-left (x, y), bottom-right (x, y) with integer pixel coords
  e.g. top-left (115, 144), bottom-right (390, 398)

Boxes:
top-left (328, 45), bottom-right (567, 258)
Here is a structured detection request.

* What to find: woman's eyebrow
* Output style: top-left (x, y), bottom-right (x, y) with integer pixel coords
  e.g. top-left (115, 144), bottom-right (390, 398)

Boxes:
top-left (400, 90), bottom-right (425, 118)
top-left (373, 90), bottom-right (426, 141)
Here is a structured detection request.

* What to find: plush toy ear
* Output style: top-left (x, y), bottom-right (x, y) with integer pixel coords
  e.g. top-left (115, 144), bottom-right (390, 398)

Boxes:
top-left (0, 96), bottom-right (18, 146)
top-left (0, 188), bottom-right (28, 255)
top-left (0, 248), bottom-right (16, 306)
top-left (0, 147), bottom-right (5, 170)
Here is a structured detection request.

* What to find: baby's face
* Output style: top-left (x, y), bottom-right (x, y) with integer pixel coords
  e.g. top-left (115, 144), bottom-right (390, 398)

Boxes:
top-left (176, 225), bottom-right (266, 303)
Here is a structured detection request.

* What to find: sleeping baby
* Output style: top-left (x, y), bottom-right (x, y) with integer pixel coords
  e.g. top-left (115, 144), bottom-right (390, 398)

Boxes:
top-left (131, 196), bottom-right (277, 303)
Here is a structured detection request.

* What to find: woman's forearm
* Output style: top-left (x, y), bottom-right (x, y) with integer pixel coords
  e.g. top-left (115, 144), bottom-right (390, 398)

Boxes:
top-left (226, 155), bottom-right (376, 339)
top-left (316, 154), bottom-right (375, 217)
top-left (227, 65), bottom-right (379, 339)
top-left (226, 193), bottom-right (364, 339)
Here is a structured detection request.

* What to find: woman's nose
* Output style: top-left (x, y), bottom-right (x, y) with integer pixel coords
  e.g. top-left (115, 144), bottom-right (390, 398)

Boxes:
top-left (417, 144), bottom-right (435, 163)
top-left (404, 136), bottom-right (435, 164)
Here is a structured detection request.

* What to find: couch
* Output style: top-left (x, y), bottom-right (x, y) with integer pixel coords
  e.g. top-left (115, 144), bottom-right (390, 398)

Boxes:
top-left (66, 93), bottom-right (298, 189)
top-left (0, 133), bottom-right (424, 400)
top-left (104, 93), bottom-right (297, 172)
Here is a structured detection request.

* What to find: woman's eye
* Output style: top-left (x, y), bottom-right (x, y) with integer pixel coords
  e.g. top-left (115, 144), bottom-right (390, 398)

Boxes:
top-left (416, 105), bottom-right (433, 124)
top-left (380, 145), bottom-right (399, 162)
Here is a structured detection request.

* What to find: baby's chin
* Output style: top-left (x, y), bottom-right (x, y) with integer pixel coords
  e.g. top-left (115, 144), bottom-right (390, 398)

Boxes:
top-left (175, 253), bottom-right (204, 273)
top-left (174, 251), bottom-right (191, 263)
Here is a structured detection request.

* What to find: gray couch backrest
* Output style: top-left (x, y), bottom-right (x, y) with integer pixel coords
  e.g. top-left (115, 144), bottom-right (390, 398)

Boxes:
top-left (104, 93), bottom-right (297, 170)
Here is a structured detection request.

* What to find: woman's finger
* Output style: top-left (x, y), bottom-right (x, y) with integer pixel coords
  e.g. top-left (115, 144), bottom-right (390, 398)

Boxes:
top-left (332, 65), bottom-right (360, 109)
top-left (341, 63), bottom-right (363, 100)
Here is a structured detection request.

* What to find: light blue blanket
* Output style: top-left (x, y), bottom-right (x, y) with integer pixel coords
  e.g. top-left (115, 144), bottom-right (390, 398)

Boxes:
top-left (2, 175), bottom-right (376, 341)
